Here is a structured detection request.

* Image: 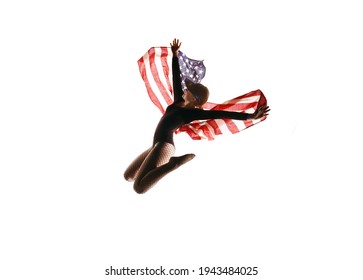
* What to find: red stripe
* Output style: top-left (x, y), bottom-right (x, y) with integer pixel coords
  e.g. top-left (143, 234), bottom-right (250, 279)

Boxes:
top-left (207, 119), bottom-right (223, 136)
top-left (202, 102), bottom-right (218, 110)
top-left (257, 90), bottom-right (267, 107)
top-left (188, 130), bottom-right (203, 140)
top-left (242, 119), bottom-right (254, 129)
top-left (137, 57), bottom-right (165, 113)
top-left (223, 118), bottom-right (241, 134)
top-left (160, 47), bottom-right (173, 95)
top-left (177, 125), bottom-right (202, 140)
top-left (198, 122), bottom-right (213, 140)
top-left (211, 102), bottom-right (258, 111)
top-left (148, 48), bottom-right (173, 106)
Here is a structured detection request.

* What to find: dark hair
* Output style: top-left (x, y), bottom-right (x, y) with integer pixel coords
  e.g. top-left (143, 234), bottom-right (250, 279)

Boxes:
top-left (185, 79), bottom-right (209, 105)
top-left (188, 84), bottom-right (209, 105)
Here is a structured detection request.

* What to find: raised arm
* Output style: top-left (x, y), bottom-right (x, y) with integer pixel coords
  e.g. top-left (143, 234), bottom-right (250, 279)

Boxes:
top-left (170, 38), bottom-right (184, 104)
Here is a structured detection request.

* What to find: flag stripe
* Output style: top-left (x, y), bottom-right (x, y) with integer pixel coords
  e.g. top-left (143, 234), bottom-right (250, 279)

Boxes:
top-left (159, 47), bottom-right (173, 94)
top-left (149, 47), bottom-right (173, 106)
top-left (137, 57), bottom-right (165, 113)
top-left (223, 118), bottom-right (241, 134)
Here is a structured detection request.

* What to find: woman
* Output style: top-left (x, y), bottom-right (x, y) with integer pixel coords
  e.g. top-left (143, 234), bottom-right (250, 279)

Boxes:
top-left (124, 39), bottom-right (270, 194)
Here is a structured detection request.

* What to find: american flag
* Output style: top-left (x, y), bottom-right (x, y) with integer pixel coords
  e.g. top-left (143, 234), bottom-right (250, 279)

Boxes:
top-left (137, 47), bottom-right (268, 140)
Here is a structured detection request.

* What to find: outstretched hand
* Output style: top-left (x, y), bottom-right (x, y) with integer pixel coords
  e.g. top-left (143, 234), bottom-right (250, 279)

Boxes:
top-left (170, 38), bottom-right (181, 56)
top-left (252, 104), bottom-right (270, 119)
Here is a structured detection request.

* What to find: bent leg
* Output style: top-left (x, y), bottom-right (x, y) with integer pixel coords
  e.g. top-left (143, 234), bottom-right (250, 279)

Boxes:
top-left (124, 147), bottom-right (152, 182)
top-left (134, 142), bottom-right (195, 194)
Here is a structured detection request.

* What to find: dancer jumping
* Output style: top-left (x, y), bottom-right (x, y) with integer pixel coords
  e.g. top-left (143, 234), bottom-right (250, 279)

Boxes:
top-left (124, 39), bottom-right (270, 194)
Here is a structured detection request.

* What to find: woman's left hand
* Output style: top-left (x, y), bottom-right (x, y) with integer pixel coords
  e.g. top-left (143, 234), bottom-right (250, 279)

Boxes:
top-left (252, 105), bottom-right (270, 119)
top-left (170, 38), bottom-right (181, 56)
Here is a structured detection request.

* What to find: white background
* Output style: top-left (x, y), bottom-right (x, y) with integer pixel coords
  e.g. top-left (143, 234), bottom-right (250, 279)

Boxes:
top-left (1, 1), bottom-right (362, 279)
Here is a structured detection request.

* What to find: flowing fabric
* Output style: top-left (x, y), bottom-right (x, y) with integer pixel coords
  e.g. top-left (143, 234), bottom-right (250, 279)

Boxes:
top-left (138, 47), bottom-right (268, 140)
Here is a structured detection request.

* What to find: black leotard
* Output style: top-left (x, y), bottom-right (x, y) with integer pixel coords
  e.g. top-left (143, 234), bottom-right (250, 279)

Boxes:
top-left (153, 57), bottom-right (251, 146)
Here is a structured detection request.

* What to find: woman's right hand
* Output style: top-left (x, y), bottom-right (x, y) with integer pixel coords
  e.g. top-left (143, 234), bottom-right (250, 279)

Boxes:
top-left (170, 38), bottom-right (182, 56)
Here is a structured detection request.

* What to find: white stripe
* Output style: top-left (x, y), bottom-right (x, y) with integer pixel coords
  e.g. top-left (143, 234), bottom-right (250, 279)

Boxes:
top-left (153, 47), bottom-right (173, 98)
top-left (244, 108), bottom-right (255, 114)
top-left (233, 120), bottom-right (248, 131)
top-left (214, 119), bottom-right (233, 135)
top-left (143, 49), bottom-right (169, 111)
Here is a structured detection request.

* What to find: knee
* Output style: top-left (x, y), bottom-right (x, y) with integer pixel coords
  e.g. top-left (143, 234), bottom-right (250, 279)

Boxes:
top-left (133, 178), bottom-right (147, 194)
top-left (134, 187), bottom-right (145, 194)
top-left (124, 172), bottom-right (134, 182)
top-left (133, 183), bottom-right (147, 194)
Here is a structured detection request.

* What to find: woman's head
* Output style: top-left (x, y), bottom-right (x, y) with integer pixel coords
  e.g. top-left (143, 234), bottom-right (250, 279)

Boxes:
top-left (184, 79), bottom-right (209, 107)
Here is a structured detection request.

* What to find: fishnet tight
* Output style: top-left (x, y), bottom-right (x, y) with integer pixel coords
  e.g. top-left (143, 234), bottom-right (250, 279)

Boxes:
top-left (124, 142), bottom-right (194, 194)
